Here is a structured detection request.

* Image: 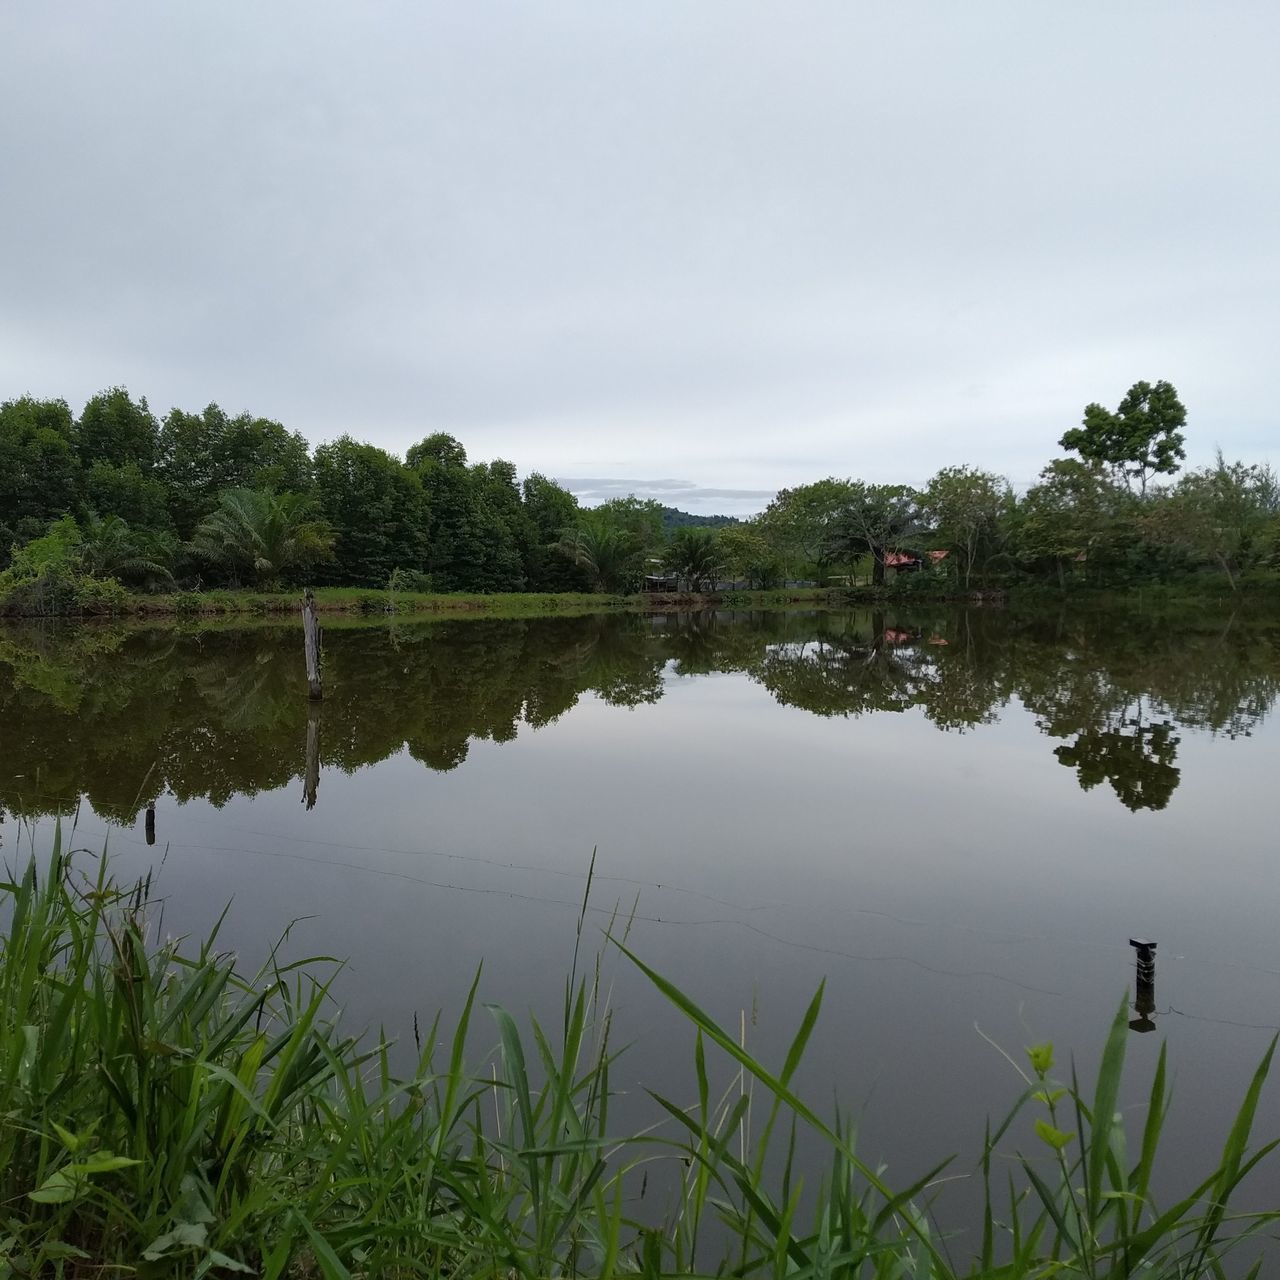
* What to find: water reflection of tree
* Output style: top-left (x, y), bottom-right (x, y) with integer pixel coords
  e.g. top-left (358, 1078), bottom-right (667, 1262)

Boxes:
top-left (0, 607), bottom-right (1277, 821)
top-left (1053, 711), bottom-right (1181, 812)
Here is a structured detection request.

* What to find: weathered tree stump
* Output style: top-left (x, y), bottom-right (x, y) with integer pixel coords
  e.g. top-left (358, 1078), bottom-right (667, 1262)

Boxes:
top-left (302, 588), bottom-right (323, 701)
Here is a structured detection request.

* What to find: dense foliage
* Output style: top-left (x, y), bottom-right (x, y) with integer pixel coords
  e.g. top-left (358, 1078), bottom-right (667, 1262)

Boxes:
top-left (1, 379), bottom-right (1276, 613)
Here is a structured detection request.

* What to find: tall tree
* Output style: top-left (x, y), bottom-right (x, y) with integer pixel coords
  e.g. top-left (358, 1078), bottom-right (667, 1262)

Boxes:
top-left (590, 496), bottom-right (666, 555)
top-left (826, 482), bottom-right (922, 586)
top-left (0, 397), bottom-right (79, 564)
top-left (469, 459), bottom-right (528, 592)
top-left (82, 461), bottom-right (172, 531)
top-left (312, 437), bottom-right (429, 584)
top-left (921, 466), bottom-right (1011, 589)
top-left (522, 473), bottom-right (590, 590)
top-left (717, 523), bottom-right (781, 588)
top-left (1017, 459), bottom-right (1131, 586)
top-left (758, 478), bottom-right (855, 582)
top-left (157, 404), bottom-right (312, 537)
top-left (1060, 380), bottom-right (1187, 496)
top-left (1143, 452), bottom-right (1280, 590)
top-left (76, 388), bottom-right (159, 471)
top-left (408, 434), bottom-right (489, 590)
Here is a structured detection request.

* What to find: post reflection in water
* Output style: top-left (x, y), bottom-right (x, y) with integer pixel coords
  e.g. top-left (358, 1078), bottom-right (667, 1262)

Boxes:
top-left (0, 605), bottom-right (1278, 824)
top-left (303, 703), bottom-right (321, 812)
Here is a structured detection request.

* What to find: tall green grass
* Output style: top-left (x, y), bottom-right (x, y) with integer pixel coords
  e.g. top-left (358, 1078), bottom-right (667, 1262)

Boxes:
top-left (1, 831), bottom-right (1276, 1276)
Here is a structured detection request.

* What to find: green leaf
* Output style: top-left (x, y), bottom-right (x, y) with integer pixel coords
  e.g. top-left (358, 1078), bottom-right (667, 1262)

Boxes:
top-left (28, 1170), bottom-right (77, 1204)
top-left (294, 1212), bottom-right (353, 1280)
top-left (1086, 999), bottom-right (1129, 1215)
top-left (1032, 1088), bottom-right (1067, 1106)
top-left (50, 1122), bottom-right (81, 1152)
top-left (1035, 1119), bottom-right (1074, 1151)
top-left (69, 1153), bottom-right (141, 1175)
top-left (143, 1221), bottom-right (209, 1260)
top-left (203, 1250), bottom-right (253, 1274)
top-left (37, 1242), bottom-right (88, 1261)
top-left (1027, 1042), bottom-right (1054, 1077)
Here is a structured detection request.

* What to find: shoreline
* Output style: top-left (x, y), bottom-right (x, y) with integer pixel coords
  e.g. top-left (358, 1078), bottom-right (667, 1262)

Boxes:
top-left (0, 578), bottom-right (1275, 623)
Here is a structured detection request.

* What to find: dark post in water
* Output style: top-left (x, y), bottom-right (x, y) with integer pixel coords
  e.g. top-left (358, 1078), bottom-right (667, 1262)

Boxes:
top-left (145, 804), bottom-right (156, 847)
top-left (302, 588), bottom-right (323, 701)
top-left (1129, 937), bottom-right (1157, 1033)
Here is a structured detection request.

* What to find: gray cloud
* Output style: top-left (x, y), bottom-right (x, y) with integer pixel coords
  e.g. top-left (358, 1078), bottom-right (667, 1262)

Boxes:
top-left (1, 1), bottom-right (1276, 504)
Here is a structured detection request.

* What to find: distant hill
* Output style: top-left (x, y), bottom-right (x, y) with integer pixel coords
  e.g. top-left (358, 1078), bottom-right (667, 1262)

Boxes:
top-left (660, 506), bottom-right (741, 533)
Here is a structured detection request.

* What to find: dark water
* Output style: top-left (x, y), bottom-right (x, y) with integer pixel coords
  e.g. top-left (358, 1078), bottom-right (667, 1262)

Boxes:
top-left (3, 606), bottom-right (1279, 1228)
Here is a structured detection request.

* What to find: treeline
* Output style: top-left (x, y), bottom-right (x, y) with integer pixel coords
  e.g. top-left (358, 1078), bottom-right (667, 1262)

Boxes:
top-left (1, 379), bottom-right (1277, 612)
top-left (753, 380), bottom-right (1279, 595)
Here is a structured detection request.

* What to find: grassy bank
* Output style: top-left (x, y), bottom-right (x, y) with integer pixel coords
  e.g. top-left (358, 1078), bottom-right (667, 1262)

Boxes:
top-left (0, 585), bottom-right (850, 622)
top-left (7, 577), bottom-right (1277, 623)
top-left (2, 834), bottom-right (1277, 1277)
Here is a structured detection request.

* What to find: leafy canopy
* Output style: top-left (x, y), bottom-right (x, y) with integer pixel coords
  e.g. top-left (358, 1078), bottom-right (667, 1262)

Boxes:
top-left (1060, 379), bottom-right (1186, 495)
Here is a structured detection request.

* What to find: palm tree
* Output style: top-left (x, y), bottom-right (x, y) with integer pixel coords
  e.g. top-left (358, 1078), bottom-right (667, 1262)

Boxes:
top-left (664, 527), bottom-right (725, 593)
top-left (78, 514), bottom-right (176, 589)
top-left (551, 523), bottom-right (640, 593)
top-left (190, 489), bottom-right (333, 588)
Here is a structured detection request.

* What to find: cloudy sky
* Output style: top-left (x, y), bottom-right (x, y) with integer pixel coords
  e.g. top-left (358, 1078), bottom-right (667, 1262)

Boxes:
top-left (2, 2), bottom-right (1276, 514)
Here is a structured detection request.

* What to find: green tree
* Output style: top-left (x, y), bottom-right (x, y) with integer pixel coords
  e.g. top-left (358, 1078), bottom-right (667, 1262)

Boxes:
top-left (0, 397), bottom-right (80, 564)
top-left (826, 482), bottom-right (922, 586)
top-left (82, 461), bottom-right (172, 531)
top-left (522, 473), bottom-right (590, 591)
top-left (1060, 380), bottom-right (1187, 496)
top-left (1143, 452), bottom-right (1280, 589)
top-left (157, 405), bottom-right (313, 537)
top-left (409, 434), bottom-right (485, 589)
top-left (553, 522), bottom-right (641, 593)
top-left (312, 437), bottom-right (429, 585)
top-left (590, 496), bottom-right (666, 555)
top-left (189, 489), bottom-right (333, 588)
top-left (405, 432), bottom-right (468, 470)
top-left (758, 478), bottom-right (855, 582)
top-left (921, 466), bottom-right (1012, 589)
top-left (76, 388), bottom-right (159, 471)
top-left (469, 459), bottom-right (528, 592)
top-left (1016, 460), bottom-right (1131, 587)
top-left (664, 527), bottom-right (725, 592)
top-left (717, 523), bottom-right (781, 588)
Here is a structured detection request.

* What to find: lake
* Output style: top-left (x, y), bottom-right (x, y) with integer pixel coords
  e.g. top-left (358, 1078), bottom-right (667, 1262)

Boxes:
top-left (2, 604), bottom-right (1279, 1234)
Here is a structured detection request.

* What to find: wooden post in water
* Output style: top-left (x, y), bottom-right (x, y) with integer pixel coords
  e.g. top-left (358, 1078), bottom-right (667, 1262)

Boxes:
top-left (302, 588), bottom-right (323, 701)
top-left (303, 703), bottom-right (321, 811)
top-left (1128, 937), bottom-right (1157, 1033)
top-left (145, 804), bottom-right (156, 846)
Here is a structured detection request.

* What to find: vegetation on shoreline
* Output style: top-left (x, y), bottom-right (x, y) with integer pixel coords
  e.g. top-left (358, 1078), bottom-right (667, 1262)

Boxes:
top-left (0, 586), bottom-right (848, 622)
top-left (1, 835), bottom-right (1277, 1276)
top-left (2, 380), bottom-right (1277, 616)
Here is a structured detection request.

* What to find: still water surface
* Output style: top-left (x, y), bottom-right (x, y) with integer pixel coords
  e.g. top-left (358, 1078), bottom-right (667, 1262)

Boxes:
top-left (2, 606), bottom-right (1279, 1224)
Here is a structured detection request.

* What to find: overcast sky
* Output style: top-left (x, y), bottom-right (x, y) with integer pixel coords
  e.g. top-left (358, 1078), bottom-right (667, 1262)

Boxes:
top-left (2, 2), bottom-right (1276, 515)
